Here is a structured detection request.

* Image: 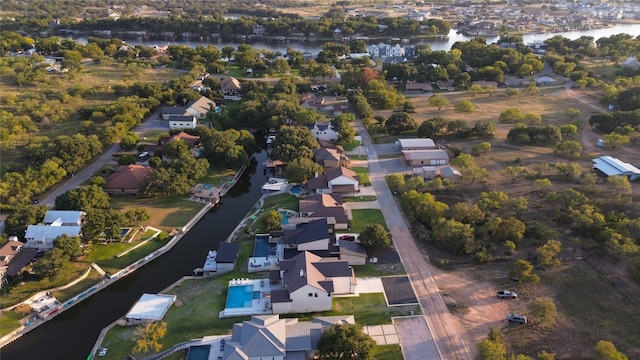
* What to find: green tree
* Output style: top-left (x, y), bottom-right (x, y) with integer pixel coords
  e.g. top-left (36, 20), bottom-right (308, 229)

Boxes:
top-left (477, 191), bottom-right (510, 212)
top-left (536, 240), bottom-right (562, 267)
top-left (271, 125), bottom-right (319, 163)
top-left (386, 174), bottom-right (405, 192)
top-left (473, 120), bottom-right (496, 137)
top-left (534, 178), bottom-right (553, 192)
top-left (472, 142), bottom-right (492, 157)
top-left (560, 124), bottom-right (578, 138)
top-left (358, 224), bottom-right (392, 251)
top-left (285, 157), bottom-right (323, 183)
top-left (509, 259), bottom-right (540, 283)
top-left (564, 108), bottom-right (581, 122)
top-left (431, 218), bottom-right (478, 255)
top-left (4, 204), bottom-right (47, 238)
top-left (537, 350), bottom-right (556, 360)
top-left (499, 108), bottom-right (524, 123)
top-left (124, 208), bottom-right (151, 227)
top-left (417, 116), bottom-right (448, 138)
top-left (133, 321), bottom-right (168, 354)
top-left (602, 133), bottom-right (630, 149)
top-left (554, 162), bottom-right (583, 181)
top-left (428, 94), bottom-right (449, 110)
top-left (594, 341), bottom-right (628, 360)
top-left (82, 209), bottom-right (126, 243)
top-left (32, 248), bottom-right (68, 280)
top-left (554, 140), bottom-right (583, 158)
top-left (501, 166), bottom-right (528, 183)
top-left (529, 297), bottom-right (558, 328)
top-left (385, 112), bottom-right (418, 135)
top-left (53, 234), bottom-right (82, 260)
top-left (317, 324), bottom-right (377, 360)
top-left (55, 185), bottom-right (110, 211)
top-left (260, 210), bottom-right (283, 231)
top-left (455, 99), bottom-right (476, 113)
top-left (119, 132), bottom-right (140, 150)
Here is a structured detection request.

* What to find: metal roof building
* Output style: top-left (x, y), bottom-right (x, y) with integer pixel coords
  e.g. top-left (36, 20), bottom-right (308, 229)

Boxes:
top-left (592, 156), bottom-right (640, 180)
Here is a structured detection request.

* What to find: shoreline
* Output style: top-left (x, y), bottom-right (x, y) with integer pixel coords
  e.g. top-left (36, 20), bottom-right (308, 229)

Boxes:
top-left (0, 165), bottom-right (248, 350)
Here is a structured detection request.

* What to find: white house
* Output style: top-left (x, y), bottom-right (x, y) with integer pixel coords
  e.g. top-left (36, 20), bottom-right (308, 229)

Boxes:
top-left (306, 167), bottom-right (359, 195)
top-left (222, 314), bottom-right (355, 360)
top-left (305, 121), bottom-right (340, 142)
top-left (390, 44), bottom-right (405, 57)
top-left (592, 156), bottom-right (640, 180)
top-left (270, 251), bottom-right (355, 314)
top-left (367, 44), bottom-right (380, 58)
top-left (42, 210), bottom-right (85, 226)
top-left (161, 96), bottom-right (215, 120)
top-left (24, 225), bottom-right (82, 251)
top-left (168, 115), bottom-right (197, 130)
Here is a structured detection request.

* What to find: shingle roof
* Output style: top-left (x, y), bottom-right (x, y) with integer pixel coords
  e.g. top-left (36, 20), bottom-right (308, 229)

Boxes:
top-left (105, 165), bottom-right (151, 191)
top-left (0, 240), bottom-right (24, 267)
top-left (325, 166), bottom-right (357, 182)
top-left (306, 174), bottom-right (328, 190)
top-left (338, 240), bottom-right (367, 257)
top-left (281, 218), bottom-right (329, 246)
top-left (6, 248), bottom-right (37, 277)
top-left (188, 96), bottom-right (216, 115)
top-left (298, 194), bottom-right (342, 214)
top-left (216, 242), bottom-right (240, 263)
top-left (330, 184), bottom-right (356, 193)
top-left (279, 251), bottom-right (332, 293)
top-left (221, 77), bottom-right (241, 90)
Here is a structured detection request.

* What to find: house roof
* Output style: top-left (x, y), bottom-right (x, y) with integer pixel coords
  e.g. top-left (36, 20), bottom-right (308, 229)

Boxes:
top-left (338, 240), bottom-right (368, 257)
top-left (306, 174), bottom-right (328, 190)
top-left (105, 165), bottom-right (152, 191)
top-left (299, 194), bottom-right (343, 214)
top-left (278, 251), bottom-right (351, 295)
top-left (43, 210), bottom-right (84, 225)
top-left (313, 148), bottom-right (341, 164)
top-left (270, 288), bottom-right (292, 303)
top-left (25, 225), bottom-right (81, 243)
top-left (6, 248), bottom-right (37, 277)
top-left (0, 240), bottom-right (24, 267)
top-left (282, 218), bottom-right (330, 246)
top-left (216, 242), bottom-right (240, 263)
top-left (330, 184), bottom-right (356, 193)
top-left (396, 138), bottom-right (435, 149)
top-left (221, 77), bottom-right (241, 90)
top-left (593, 156), bottom-right (640, 176)
top-left (188, 96), bottom-right (215, 115)
top-left (402, 149), bottom-right (449, 161)
top-left (166, 131), bottom-right (200, 147)
top-left (125, 293), bottom-right (176, 321)
top-left (232, 315), bottom-right (286, 358)
top-left (438, 166), bottom-right (462, 178)
top-left (326, 166), bottom-right (357, 182)
top-left (162, 105), bottom-right (190, 116)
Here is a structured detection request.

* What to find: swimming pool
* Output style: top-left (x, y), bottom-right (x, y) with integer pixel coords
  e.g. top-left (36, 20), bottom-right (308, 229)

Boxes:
top-left (279, 211), bottom-right (289, 225)
top-left (290, 184), bottom-right (305, 194)
top-left (254, 235), bottom-right (276, 257)
top-left (226, 285), bottom-right (260, 308)
top-left (186, 345), bottom-right (210, 360)
top-left (119, 228), bottom-right (131, 237)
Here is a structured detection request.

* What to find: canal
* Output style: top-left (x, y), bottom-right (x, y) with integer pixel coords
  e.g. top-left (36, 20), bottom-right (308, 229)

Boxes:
top-left (1, 151), bottom-right (267, 360)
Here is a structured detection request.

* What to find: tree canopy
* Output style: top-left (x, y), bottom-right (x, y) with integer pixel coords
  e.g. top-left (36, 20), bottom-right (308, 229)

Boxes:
top-left (317, 324), bottom-right (377, 360)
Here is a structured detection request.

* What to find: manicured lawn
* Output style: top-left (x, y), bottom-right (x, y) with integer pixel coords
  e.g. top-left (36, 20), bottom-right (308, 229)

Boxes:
top-left (343, 195), bottom-right (377, 202)
top-left (352, 167), bottom-right (371, 186)
top-left (0, 306), bottom-right (30, 338)
top-left (52, 270), bottom-right (104, 303)
top-left (328, 293), bottom-right (420, 325)
top-left (110, 195), bottom-right (204, 231)
top-left (199, 169), bottom-right (237, 187)
top-left (353, 264), bottom-right (406, 277)
top-left (340, 140), bottom-right (361, 151)
top-left (376, 344), bottom-right (404, 360)
top-left (350, 154), bottom-right (369, 161)
top-left (350, 209), bottom-right (388, 232)
top-left (262, 194), bottom-right (299, 212)
top-left (90, 237), bottom-right (170, 274)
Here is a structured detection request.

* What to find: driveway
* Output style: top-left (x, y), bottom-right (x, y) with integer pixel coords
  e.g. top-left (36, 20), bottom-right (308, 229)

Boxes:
top-left (355, 120), bottom-right (472, 360)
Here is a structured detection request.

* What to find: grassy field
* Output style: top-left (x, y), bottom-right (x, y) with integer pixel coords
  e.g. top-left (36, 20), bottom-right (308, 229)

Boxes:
top-left (350, 209), bottom-right (388, 232)
top-left (352, 166), bottom-right (371, 186)
top-left (110, 196), bottom-right (204, 231)
top-left (375, 344), bottom-right (403, 360)
top-left (353, 263), bottom-right (406, 277)
top-left (262, 193), bottom-right (300, 212)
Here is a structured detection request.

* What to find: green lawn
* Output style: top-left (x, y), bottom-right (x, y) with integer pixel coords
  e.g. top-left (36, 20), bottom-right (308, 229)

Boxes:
top-left (353, 263), bottom-right (406, 277)
top-left (84, 236), bottom-right (171, 274)
top-left (350, 209), bottom-right (388, 232)
top-left (343, 195), bottom-right (377, 202)
top-left (376, 344), bottom-right (404, 360)
top-left (0, 306), bottom-right (30, 338)
top-left (262, 194), bottom-right (299, 212)
top-left (326, 293), bottom-right (419, 325)
top-left (352, 166), bottom-right (371, 186)
top-left (350, 154), bottom-right (369, 161)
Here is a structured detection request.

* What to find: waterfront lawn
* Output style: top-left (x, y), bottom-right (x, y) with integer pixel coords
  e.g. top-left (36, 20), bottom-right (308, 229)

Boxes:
top-left (376, 344), bottom-right (404, 360)
top-left (0, 305), bottom-right (31, 338)
top-left (352, 167), bottom-right (371, 186)
top-left (110, 195), bottom-right (204, 231)
top-left (1, 262), bottom-right (92, 308)
top-left (85, 236), bottom-right (171, 274)
top-left (343, 195), bottom-right (377, 202)
top-left (52, 270), bottom-right (104, 303)
top-left (199, 169), bottom-right (237, 186)
top-left (262, 194), bottom-right (299, 212)
top-left (350, 209), bottom-right (388, 232)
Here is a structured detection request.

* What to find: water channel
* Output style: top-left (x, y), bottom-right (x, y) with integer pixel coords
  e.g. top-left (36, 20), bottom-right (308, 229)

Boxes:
top-left (73, 23), bottom-right (640, 53)
top-left (1, 151), bottom-right (267, 360)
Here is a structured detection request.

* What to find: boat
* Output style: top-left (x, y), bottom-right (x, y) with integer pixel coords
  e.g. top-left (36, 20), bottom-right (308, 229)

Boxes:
top-left (261, 178), bottom-right (288, 193)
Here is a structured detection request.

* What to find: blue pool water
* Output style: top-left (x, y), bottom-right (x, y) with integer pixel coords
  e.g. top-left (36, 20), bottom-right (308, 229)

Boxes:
top-left (290, 185), bottom-right (305, 194)
top-left (279, 211), bottom-right (289, 225)
top-left (186, 345), bottom-right (210, 360)
top-left (226, 285), bottom-right (254, 308)
top-left (254, 235), bottom-right (274, 257)
top-left (119, 228), bottom-right (131, 237)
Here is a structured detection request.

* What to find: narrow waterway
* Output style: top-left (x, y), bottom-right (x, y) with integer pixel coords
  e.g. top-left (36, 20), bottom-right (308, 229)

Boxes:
top-left (1, 151), bottom-right (267, 360)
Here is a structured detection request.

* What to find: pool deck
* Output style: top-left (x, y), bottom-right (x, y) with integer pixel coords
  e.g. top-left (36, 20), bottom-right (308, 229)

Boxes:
top-left (219, 279), bottom-right (275, 318)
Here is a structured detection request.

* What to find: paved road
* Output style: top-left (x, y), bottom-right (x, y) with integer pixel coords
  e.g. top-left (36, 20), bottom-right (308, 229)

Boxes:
top-left (41, 109), bottom-right (167, 208)
top-left (355, 121), bottom-right (471, 360)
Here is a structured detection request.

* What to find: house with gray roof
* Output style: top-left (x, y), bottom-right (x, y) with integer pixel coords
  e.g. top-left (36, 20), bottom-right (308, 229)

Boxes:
top-left (222, 314), bottom-right (355, 360)
top-left (306, 167), bottom-right (359, 195)
top-left (305, 121), bottom-right (340, 142)
top-left (338, 240), bottom-right (368, 266)
top-left (296, 194), bottom-right (349, 230)
top-left (281, 218), bottom-right (331, 252)
top-left (270, 251), bottom-right (355, 314)
top-left (24, 225), bottom-right (81, 251)
top-left (202, 242), bottom-right (240, 275)
top-left (593, 156), bottom-right (640, 180)
top-left (42, 210), bottom-right (86, 226)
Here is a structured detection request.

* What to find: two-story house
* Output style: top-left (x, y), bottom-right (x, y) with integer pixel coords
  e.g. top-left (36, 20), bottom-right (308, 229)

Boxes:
top-left (305, 121), bottom-right (340, 142)
top-left (313, 147), bottom-right (351, 172)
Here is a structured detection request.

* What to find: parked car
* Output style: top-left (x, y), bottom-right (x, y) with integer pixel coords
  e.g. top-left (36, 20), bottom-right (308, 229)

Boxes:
top-left (497, 290), bottom-right (517, 299)
top-left (507, 314), bottom-right (527, 324)
top-left (98, 348), bottom-right (108, 357)
top-left (339, 235), bottom-right (356, 241)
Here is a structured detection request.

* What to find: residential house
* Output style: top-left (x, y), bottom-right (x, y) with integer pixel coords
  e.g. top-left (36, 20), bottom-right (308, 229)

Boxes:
top-left (300, 93), bottom-right (325, 108)
top-left (297, 194), bottom-right (349, 230)
top-left (622, 56), bottom-right (640, 70)
top-left (104, 164), bottom-right (152, 195)
top-left (384, 56), bottom-right (408, 65)
top-left (402, 149), bottom-right (450, 166)
top-left (592, 156), bottom-right (640, 180)
top-left (438, 166), bottom-right (463, 181)
top-left (168, 115), bottom-right (197, 130)
top-left (162, 131), bottom-right (201, 148)
top-left (221, 77), bottom-right (241, 96)
top-left (313, 147), bottom-right (350, 172)
top-left (161, 96), bottom-right (215, 120)
top-left (281, 218), bottom-right (331, 252)
top-left (202, 242), bottom-right (240, 275)
top-left (0, 239), bottom-right (24, 288)
top-left (25, 224), bottom-right (82, 251)
top-left (222, 314), bottom-right (355, 360)
top-left (389, 44), bottom-right (405, 57)
top-left (1, 242), bottom-right (37, 286)
top-left (270, 251), bottom-right (355, 314)
top-left (43, 210), bottom-right (86, 226)
top-left (404, 83), bottom-right (433, 92)
top-left (306, 167), bottom-right (360, 195)
top-left (395, 138), bottom-right (437, 150)
top-left (367, 44), bottom-right (380, 58)
top-left (337, 240), bottom-right (367, 265)
top-left (252, 25), bottom-right (266, 36)
top-left (305, 121), bottom-right (340, 142)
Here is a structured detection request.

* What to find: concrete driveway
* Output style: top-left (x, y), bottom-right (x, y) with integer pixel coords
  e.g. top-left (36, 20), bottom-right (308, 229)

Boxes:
top-left (355, 120), bottom-right (472, 360)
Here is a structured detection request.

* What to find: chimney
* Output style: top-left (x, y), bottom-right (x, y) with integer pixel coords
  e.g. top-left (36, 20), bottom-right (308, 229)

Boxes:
top-left (299, 269), bottom-right (304, 277)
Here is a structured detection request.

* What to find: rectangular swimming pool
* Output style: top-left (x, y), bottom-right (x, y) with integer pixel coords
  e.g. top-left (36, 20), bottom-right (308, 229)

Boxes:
top-left (254, 236), bottom-right (276, 257)
top-left (186, 345), bottom-right (210, 360)
top-left (226, 285), bottom-right (260, 308)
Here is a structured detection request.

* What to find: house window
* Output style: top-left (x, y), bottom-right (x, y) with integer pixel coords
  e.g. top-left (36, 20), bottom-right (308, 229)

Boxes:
top-left (308, 293), bottom-right (313, 297)
top-left (314, 293), bottom-right (318, 297)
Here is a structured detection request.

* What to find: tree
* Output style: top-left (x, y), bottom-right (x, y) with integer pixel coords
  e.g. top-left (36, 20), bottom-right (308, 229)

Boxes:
top-left (260, 210), bottom-right (283, 231)
top-left (55, 185), bottom-right (110, 211)
top-left (124, 208), bottom-right (151, 227)
top-left (553, 140), bottom-right (583, 158)
top-left (53, 234), bottom-right (82, 260)
top-left (428, 94), bottom-right (449, 110)
top-left (529, 297), bottom-right (558, 328)
top-left (607, 175), bottom-right (632, 195)
top-left (560, 124), bottom-right (578, 138)
top-left (4, 204), bottom-right (47, 238)
top-left (133, 321), bottom-right (168, 354)
top-left (472, 142), bottom-right (492, 157)
top-left (554, 162), bottom-right (583, 181)
top-left (431, 218), bottom-right (478, 255)
top-left (537, 350), bottom-right (556, 360)
top-left (477, 327), bottom-right (506, 360)
top-left (602, 133), bottom-right (630, 149)
top-left (593, 341), bottom-right (628, 360)
top-left (385, 112), bottom-right (417, 135)
top-left (417, 116), bottom-right (448, 138)
top-left (536, 240), bottom-right (562, 267)
top-left (119, 132), bottom-right (140, 150)
top-left (285, 157), bottom-right (323, 183)
top-left (32, 248), bottom-right (67, 280)
top-left (534, 178), bottom-right (553, 193)
top-left (386, 174), bottom-right (405, 192)
top-left (359, 224), bottom-right (392, 251)
top-left (509, 259), bottom-right (540, 283)
top-left (473, 120), bottom-right (496, 138)
top-left (565, 108), bottom-right (581, 122)
top-left (455, 100), bottom-right (475, 113)
top-left (82, 209), bottom-right (126, 243)
top-left (453, 72), bottom-right (471, 90)
top-left (317, 324), bottom-right (377, 360)
top-left (501, 166), bottom-right (528, 183)
top-left (477, 191), bottom-right (509, 212)
top-left (468, 84), bottom-right (483, 96)
top-left (271, 125), bottom-right (319, 163)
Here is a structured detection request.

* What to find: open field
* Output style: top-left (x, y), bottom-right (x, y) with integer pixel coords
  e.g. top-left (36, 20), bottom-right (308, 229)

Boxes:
top-left (110, 196), bottom-right (204, 231)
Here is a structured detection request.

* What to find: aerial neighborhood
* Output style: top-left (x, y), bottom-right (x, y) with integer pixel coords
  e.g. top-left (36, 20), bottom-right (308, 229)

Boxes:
top-left (1, 1), bottom-right (640, 360)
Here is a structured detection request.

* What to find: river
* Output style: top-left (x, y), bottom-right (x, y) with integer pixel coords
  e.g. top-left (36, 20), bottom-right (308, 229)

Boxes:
top-left (1, 151), bottom-right (267, 360)
top-left (73, 23), bottom-right (640, 53)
